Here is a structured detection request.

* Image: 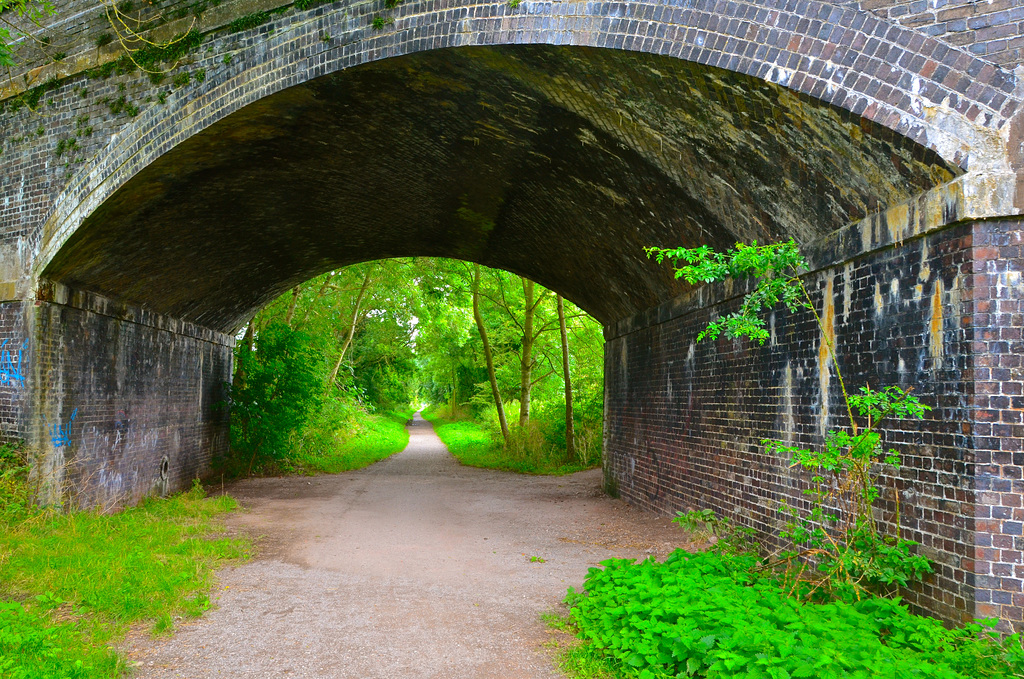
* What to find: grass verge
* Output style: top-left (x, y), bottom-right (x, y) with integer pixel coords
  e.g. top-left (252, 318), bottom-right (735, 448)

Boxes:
top-left (1, 447), bottom-right (250, 679)
top-left (422, 410), bottom-right (595, 475)
top-left (291, 409), bottom-right (412, 474)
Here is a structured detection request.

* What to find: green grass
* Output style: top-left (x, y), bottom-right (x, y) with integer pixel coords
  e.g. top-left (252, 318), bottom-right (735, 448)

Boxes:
top-left (291, 409), bottom-right (411, 474)
top-left (0, 463), bottom-right (249, 679)
top-left (422, 410), bottom-right (595, 475)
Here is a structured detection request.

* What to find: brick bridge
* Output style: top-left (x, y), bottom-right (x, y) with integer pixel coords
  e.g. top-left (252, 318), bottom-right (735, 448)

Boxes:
top-left (3, 0), bottom-right (1024, 628)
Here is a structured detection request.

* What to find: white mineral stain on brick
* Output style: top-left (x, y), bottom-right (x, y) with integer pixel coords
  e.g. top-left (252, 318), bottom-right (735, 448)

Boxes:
top-left (818, 277), bottom-right (835, 439)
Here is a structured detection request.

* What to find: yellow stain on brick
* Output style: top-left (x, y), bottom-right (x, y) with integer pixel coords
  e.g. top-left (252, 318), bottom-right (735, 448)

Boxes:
top-left (874, 281), bottom-right (884, 317)
top-left (930, 279), bottom-right (945, 367)
top-left (818, 278), bottom-right (835, 438)
top-left (887, 202), bottom-right (909, 246)
top-left (0, 281), bottom-right (14, 301)
top-left (918, 238), bottom-right (931, 283)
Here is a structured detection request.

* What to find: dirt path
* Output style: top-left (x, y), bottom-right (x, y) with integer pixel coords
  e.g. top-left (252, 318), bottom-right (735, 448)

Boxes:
top-left (127, 414), bottom-right (689, 678)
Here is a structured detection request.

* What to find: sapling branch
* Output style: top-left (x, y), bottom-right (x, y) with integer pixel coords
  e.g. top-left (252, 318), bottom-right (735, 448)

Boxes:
top-left (647, 239), bottom-right (932, 600)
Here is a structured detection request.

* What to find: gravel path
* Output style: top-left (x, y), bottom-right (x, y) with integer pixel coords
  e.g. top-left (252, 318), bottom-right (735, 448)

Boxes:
top-left (126, 414), bottom-right (688, 678)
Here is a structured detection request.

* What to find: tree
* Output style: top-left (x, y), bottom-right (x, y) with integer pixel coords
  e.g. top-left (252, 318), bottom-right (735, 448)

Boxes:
top-left (557, 294), bottom-right (576, 460)
top-left (473, 264), bottom-right (509, 443)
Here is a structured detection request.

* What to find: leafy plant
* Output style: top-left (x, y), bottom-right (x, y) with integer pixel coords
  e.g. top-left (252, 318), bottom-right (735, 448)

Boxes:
top-left (229, 321), bottom-right (326, 472)
top-left (228, 10), bottom-right (269, 33)
top-left (647, 240), bottom-right (932, 600)
top-left (566, 550), bottom-right (1024, 679)
top-left (0, 0), bottom-right (54, 67)
top-left (672, 509), bottom-right (755, 556)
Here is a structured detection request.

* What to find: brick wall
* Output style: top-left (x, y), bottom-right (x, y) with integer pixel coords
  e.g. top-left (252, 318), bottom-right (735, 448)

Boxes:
top-left (0, 301), bottom-right (28, 441)
top-left (603, 220), bottom-right (1023, 628)
top-left (30, 286), bottom-right (233, 509)
top-left (967, 219), bottom-right (1024, 629)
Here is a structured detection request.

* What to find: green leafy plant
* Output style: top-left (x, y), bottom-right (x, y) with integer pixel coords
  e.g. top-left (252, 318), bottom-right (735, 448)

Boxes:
top-left (229, 321), bottom-right (326, 473)
top-left (0, 0), bottom-right (54, 67)
top-left (647, 240), bottom-right (932, 601)
top-left (228, 10), bottom-right (269, 33)
top-left (565, 550), bottom-right (1024, 679)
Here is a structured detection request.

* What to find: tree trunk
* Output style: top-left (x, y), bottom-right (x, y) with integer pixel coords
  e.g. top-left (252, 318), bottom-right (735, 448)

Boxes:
top-left (298, 271), bottom-right (336, 328)
top-left (284, 285), bottom-right (302, 327)
top-left (519, 278), bottom-right (535, 426)
top-left (234, 321), bottom-right (255, 391)
top-left (473, 264), bottom-right (509, 443)
top-left (327, 269), bottom-right (373, 390)
top-left (557, 294), bottom-right (576, 460)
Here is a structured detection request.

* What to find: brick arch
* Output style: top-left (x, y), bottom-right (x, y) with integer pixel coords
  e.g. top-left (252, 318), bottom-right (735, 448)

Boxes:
top-left (36, 0), bottom-right (1017, 279)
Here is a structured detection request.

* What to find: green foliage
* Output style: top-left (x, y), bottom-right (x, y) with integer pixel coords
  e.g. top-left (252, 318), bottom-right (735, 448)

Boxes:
top-left (0, 0), bottom-right (54, 67)
top-left (230, 321), bottom-right (326, 469)
top-left (295, 0), bottom-right (332, 9)
top-left (646, 240), bottom-right (807, 344)
top-left (287, 410), bottom-right (410, 474)
top-left (0, 600), bottom-right (122, 679)
top-left (567, 550), bottom-right (1024, 679)
top-left (228, 10), bottom-right (270, 33)
top-left (424, 408), bottom-right (596, 475)
top-left (649, 240), bottom-right (933, 601)
top-left (0, 441), bottom-right (31, 523)
top-left (131, 29), bottom-right (201, 71)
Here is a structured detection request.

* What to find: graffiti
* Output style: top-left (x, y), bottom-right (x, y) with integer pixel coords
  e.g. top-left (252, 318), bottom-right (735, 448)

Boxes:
top-left (49, 408), bottom-right (78, 448)
top-left (113, 410), bottom-right (131, 449)
top-left (0, 339), bottom-right (24, 386)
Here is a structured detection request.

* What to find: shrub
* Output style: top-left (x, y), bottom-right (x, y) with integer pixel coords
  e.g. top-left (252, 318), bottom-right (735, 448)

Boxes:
top-left (568, 550), bottom-right (1024, 679)
top-left (229, 322), bottom-right (325, 471)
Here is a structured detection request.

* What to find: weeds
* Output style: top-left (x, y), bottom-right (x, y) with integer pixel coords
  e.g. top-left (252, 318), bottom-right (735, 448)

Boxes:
top-left (0, 444), bottom-right (249, 677)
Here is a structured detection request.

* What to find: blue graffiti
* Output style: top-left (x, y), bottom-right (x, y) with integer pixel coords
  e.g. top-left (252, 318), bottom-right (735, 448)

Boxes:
top-left (49, 408), bottom-right (77, 448)
top-left (0, 339), bottom-right (24, 386)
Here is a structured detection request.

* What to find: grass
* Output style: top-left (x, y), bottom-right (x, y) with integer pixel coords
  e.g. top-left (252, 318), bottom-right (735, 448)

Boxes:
top-left (422, 409), bottom-right (596, 475)
top-left (290, 409), bottom-right (412, 474)
top-left (0, 445), bottom-right (249, 679)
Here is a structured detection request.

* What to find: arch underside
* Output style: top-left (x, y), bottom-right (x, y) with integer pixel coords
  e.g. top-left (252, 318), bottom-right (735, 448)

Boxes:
top-left (42, 45), bottom-right (958, 332)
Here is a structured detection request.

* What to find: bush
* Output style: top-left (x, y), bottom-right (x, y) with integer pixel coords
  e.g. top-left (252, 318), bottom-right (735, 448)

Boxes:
top-left (229, 322), bottom-right (326, 471)
top-left (568, 550), bottom-right (1024, 679)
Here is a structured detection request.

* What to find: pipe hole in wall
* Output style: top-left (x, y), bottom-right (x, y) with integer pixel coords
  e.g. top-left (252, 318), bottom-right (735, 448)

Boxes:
top-left (159, 455), bottom-right (169, 481)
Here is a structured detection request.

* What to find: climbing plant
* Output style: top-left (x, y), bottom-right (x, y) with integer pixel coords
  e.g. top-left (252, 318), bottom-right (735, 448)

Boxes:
top-left (646, 240), bottom-right (932, 601)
